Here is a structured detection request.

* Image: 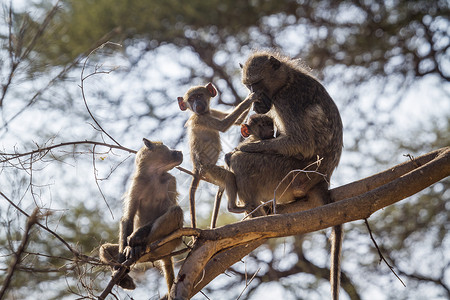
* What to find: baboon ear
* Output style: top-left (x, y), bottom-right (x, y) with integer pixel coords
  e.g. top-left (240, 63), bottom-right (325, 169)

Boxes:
top-left (240, 124), bottom-right (250, 138)
top-left (269, 56), bottom-right (281, 70)
top-left (206, 82), bottom-right (217, 97)
top-left (143, 138), bottom-right (154, 149)
top-left (178, 97), bottom-right (187, 111)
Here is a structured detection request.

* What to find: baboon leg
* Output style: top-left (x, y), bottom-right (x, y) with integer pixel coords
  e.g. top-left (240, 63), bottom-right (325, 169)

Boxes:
top-left (188, 173), bottom-right (200, 228)
top-left (133, 205), bottom-right (185, 260)
top-left (203, 164), bottom-right (246, 214)
top-left (244, 201), bottom-right (268, 218)
top-left (149, 205), bottom-right (184, 241)
top-left (301, 180), bottom-right (330, 210)
top-left (161, 256), bottom-right (175, 292)
top-left (99, 243), bottom-right (119, 265)
top-left (99, 243), bottom-right (136, 290)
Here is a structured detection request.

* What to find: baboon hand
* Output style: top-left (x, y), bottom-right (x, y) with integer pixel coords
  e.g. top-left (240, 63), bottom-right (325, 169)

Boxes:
top-left (117, 252), bottom-right (127, 266)
top-left (124, 229), bottom-right (148, 260)
top-left (127, 227), bottom-right (149, 247)
top-left (123, 245), bottom-right (145, 261)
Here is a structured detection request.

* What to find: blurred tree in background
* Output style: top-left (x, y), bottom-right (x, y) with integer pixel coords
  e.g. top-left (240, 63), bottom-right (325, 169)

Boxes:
top-left (0, 0), bottom-right (448, 299)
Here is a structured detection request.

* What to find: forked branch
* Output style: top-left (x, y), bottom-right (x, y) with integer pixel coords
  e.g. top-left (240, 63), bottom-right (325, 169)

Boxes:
top-left (169, 147), bottom-right (449, 299)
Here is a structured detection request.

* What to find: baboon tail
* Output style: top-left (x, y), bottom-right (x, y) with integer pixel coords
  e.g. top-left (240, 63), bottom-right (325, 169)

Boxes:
top-left (331, 224), bottom-right (343, 300)
top-left (210, 187), bottom-right (224, 229)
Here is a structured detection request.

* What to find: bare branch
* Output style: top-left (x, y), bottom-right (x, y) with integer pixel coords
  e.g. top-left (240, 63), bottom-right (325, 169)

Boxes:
top-left (0, 140), bottom-right (198, 182)
top-left (89, 147), bottom-right (449, 299)
top-left (91, 144), bottom-right (114, 218)
top-left (236, 267), bottom-right (261, 300)
top-left (80, 42), bottom-right (123, 147)
top-left (364, 219), bottom-right (405, 287)
top-left (0, 208), bottom-right (39, 299)
top-left (0, 140), bottom-right (136, 163)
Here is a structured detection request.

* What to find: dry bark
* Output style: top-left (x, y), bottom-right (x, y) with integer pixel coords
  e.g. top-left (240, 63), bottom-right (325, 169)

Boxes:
top-left (174, 147), bottom-right (449, 299)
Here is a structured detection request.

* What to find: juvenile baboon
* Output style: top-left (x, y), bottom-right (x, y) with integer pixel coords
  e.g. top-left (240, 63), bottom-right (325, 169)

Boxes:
top-left (227, 51), bottom-right (343, 299)
top-left (99, 138), bottom-right (184, 292)
top-left (177, 82), bottom-right (256, 228)
top-left (210, 114), bottom-right (276, 228)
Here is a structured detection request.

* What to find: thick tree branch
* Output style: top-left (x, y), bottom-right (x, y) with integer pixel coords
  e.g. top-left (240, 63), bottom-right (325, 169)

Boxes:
top-left (93, 146), bottom-right (448, 298)
top-left (168, 147), bottom-right (449, 299)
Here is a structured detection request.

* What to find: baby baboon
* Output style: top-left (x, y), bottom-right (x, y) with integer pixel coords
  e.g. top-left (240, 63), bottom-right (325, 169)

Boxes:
top-left (227, 51), bottom-right (343, 299)
top-left (178, 82), bottom-right (256, 228)
top-left (99, 138), bottom-right (184, 292)
top-left (240, 113), bottom-right (276, 141)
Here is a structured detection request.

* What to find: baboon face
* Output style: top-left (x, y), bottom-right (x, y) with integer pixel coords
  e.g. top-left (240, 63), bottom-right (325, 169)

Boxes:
top-left (241, 114), bottom-right (274, 139)
top-left (177, 83), bottom-right (217, 115)
top-left (242, 54), bottom-right (285, 114)
top-left (250, 115), bottom-right (275, 139)
top-left (136, 138), bottom-right (183, 173)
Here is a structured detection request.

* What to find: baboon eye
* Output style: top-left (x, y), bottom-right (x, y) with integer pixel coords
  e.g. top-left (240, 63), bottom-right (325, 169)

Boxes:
top-left (189, 94), bottom-right (202, 102)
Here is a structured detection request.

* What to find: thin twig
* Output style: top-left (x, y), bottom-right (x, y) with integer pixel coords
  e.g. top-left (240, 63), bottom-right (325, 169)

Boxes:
top-left (236, 267), bottom-right (261, 300)
top-left (0, 140), bottom-right (196, 179)
top-left (80, 42), bottom-right (123, 147)
top-left (199, 290), bottom-right (211, 300)
top-left (146, 228), bottom-right (201, 252)
top-left (0, 1), bottom-right (60, 108)
top-left (92, 144), bottom-right (114, 218)
top-left (241, 199), bottom-right (274, 221)
top-left (0, 208), bottom-right (39, 299)
top-left (364, 219), bottom-right (406, 287)
top-left (0, 140), bottom-right (135, 162)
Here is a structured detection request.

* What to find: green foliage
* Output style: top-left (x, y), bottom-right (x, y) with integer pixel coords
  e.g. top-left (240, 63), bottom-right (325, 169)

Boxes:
top-left (21, 0), bottom-right (448, 84)
top-left (29, 0), bottom-right (300, 67)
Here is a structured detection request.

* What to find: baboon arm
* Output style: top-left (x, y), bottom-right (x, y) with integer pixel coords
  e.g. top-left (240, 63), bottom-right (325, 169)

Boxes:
top-left (237, 135), bottom-right (313, 158)
top-left (210, 107), bottom-right (250, 125)
top-left (123, 221), bottom-right (153, 261)
top-left (234, 107), bottom-right (250, 125)
top-left (168, 177), bottom-right (178, 203)
top-left (209, 109), bottom-right (227, 119)
top-left (127, 222), bottom-right (153, 247)
top-left (119, 196), bottom-right (139, 257)
top-left (119, 217), bottom-right (133, 262)
top-left (198, 95), bottom-right (255, 132)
